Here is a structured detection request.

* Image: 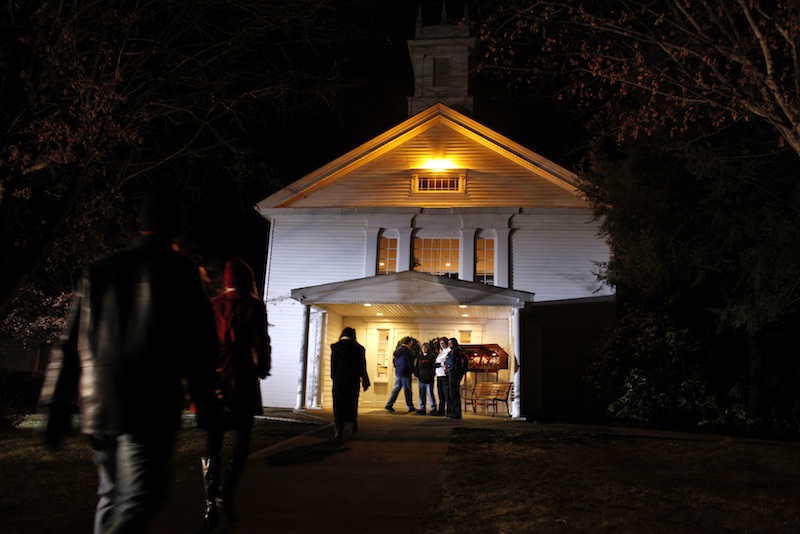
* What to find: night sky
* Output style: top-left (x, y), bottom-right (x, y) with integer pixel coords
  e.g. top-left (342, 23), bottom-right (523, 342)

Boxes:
top-left (193, 1), bottom-right (586, 289)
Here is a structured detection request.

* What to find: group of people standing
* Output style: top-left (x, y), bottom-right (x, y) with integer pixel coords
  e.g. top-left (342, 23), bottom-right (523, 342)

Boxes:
top-left (410, 337), bottom-right (469, 419)
top-left (40, 194), bottom-right (271, 533)
top-left (329, 331), bottom-right (469, 441)
top-left (386, 337), bottom-right (469, 419)
top-left (388, 336), bottom-right (467, 420)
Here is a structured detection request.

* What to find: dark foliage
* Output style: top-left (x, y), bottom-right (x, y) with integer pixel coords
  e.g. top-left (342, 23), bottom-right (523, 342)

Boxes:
top-left (583, 126), bottom-right (800, 435)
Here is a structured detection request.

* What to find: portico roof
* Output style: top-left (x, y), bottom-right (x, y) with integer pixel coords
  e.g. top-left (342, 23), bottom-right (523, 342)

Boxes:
top-left (290, 271), bottom-right (534, 320)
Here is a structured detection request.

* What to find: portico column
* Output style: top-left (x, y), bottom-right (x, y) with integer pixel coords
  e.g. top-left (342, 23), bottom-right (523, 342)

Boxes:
top-left (512, 306), bottom-right (522, 419)
top-left (296, 304), bottom-right (311, 411)
top-left (308, 309), bottom-right (327, 409)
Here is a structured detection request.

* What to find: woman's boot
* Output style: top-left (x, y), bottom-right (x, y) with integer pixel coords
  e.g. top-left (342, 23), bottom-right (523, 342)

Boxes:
top-left (200, 456), bottom-right (221, 531)
top-left (218, 447), bottom-right (247, 522)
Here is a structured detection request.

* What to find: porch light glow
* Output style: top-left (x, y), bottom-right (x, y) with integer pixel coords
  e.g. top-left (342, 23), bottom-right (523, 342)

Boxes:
top-left (461, 313), bottom-right (469, 318)
top-left (376, 312), bottom-right (384, 316)
top-left (421, 158), bottom-right (456, 170)
top-left (459, 305), bottom-right (467, 308)
top-left (363, 303), bottom-right (372, 307)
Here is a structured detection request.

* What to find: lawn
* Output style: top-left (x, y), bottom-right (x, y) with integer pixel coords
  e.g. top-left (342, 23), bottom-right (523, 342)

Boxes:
top-left (3, 416), bottom-right (800, 533)
top-left (0, 415), bottom-right (313, 533)
top-left (424, 423), bottom-right (800, 533)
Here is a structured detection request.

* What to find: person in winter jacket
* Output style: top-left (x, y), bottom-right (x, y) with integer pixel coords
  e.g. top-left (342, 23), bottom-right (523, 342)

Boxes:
top-left (414, 342), bottom-right (437, 414)
top-left (40, 194), bottom-right (222, 534)
top-left (202, 258), bottom-right (271, 530)
top-left (330, 326), bottom-right (371, 439)
top-left (385, 337), bottom-right (415, 413)
top-left (445, 338), bottom-right (466, 419)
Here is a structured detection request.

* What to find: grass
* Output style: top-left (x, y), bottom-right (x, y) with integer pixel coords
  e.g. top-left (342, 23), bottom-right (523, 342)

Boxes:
top-left (424, 423), bottom-right (800, 533)
top-left (3, 416), bottom-right (800, 533)
top-left (0, 415), bottom-right (314, 534)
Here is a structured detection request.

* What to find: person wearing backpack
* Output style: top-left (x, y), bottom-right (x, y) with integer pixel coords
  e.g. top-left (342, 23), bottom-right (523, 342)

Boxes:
top-left (444, 338), bottom-right (467, 419)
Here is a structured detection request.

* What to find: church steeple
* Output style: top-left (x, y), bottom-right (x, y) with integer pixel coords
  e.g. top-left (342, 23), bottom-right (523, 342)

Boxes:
top-left (406, 2), bottom-right (475, 117)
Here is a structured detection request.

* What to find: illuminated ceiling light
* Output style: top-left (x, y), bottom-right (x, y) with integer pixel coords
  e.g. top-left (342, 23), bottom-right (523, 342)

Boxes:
top-left (459, 305), bottom-right (467, 308)
top-left (376, 312), bottom-right (384, 316)
top-left (378, 262), bottom-right (385, 266)
top-left (363, 303), bottom-right (372, 307)
top-left (444, 262), bottom-right (451, 267)
top-left (461, 314), bottom-right (469, 318)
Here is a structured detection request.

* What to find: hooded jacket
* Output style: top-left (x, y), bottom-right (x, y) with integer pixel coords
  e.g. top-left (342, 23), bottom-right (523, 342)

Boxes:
top-left (414, 349), bottom-right (435, 384)
top-left (393, 344), bottom-right (414, 377)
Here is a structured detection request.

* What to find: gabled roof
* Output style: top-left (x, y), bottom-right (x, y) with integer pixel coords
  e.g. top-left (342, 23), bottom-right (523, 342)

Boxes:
top-left (291, 270), bottom-right (534, 308)
top-left (258, 103), bottom-right (582, 210)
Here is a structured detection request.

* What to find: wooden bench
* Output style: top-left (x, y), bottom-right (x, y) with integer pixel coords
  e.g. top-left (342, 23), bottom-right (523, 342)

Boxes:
top-left (463, 382), bottom-right (512, 416)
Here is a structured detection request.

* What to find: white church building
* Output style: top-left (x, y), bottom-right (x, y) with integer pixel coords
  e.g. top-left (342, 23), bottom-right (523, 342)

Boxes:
top-left (256, 7), bottom-right (613, 419)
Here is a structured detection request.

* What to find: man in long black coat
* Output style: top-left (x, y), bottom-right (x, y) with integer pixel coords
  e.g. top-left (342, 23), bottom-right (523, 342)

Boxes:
top-left (330, 327), bottom-right (370, 439)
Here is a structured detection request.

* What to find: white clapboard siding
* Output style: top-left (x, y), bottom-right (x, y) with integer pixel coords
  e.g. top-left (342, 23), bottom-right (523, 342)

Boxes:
top-left (511, 209), bottom-right (611, 301)
top-left (266, 217), bottom-right (368, 298)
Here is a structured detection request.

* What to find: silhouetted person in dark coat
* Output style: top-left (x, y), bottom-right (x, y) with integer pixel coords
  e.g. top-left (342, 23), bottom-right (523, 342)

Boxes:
top-left (40, 193), bottom-right (221, 534)
top-left (202, 258), bottom-right (271, 529)
top-left (330, 327), bottom-right (370, 439)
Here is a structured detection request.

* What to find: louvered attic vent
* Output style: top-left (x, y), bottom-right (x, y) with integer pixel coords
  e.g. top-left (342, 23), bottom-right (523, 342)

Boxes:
top-left (411, 169), bottom-right (467, 193)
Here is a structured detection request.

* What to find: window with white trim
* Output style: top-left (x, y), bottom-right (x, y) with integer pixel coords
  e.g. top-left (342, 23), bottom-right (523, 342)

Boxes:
top-left (413, 237), bottom-right (459, 278)
top-left (475, 237), bottom-right (495, 285)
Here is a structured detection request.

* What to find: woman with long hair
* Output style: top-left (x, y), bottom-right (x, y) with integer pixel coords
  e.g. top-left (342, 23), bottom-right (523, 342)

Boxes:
top-left (202, 258), bottom-right (271, 530)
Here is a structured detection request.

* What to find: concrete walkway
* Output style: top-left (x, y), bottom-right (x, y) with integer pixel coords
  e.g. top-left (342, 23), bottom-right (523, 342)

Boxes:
top-left (152, 408), bottom-right (496, 533)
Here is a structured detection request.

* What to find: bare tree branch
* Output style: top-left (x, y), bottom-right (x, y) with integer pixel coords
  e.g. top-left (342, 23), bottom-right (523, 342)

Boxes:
top-left (478, 0), bottom-right (800, 155)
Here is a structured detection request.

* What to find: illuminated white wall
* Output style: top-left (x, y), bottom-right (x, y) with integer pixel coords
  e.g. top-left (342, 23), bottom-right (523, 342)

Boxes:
top-left (260, 208), bottom-right (609, 409)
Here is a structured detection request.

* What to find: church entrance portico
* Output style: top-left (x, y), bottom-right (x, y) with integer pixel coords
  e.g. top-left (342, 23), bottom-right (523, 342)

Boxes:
top-left (289, 271), bottom-right (534, 418)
